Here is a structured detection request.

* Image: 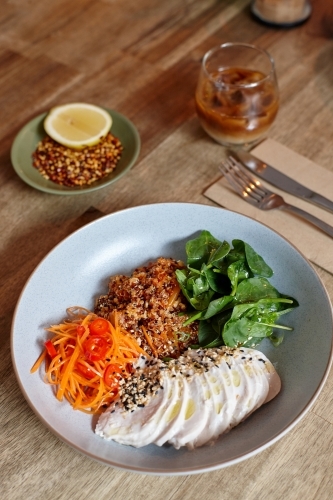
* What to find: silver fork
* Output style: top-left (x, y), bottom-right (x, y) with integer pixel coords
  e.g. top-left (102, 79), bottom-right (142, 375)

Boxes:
top-left (220, 157), bottom-right (333, 239)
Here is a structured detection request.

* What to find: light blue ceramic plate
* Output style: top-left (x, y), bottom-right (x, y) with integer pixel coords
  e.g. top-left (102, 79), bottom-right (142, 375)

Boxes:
top-left (11, 203), bottom-right (333, 474)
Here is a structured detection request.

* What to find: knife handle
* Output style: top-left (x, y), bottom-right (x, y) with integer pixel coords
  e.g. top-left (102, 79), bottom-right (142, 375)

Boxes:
top-left (284, 204), bottom-right (333, 238)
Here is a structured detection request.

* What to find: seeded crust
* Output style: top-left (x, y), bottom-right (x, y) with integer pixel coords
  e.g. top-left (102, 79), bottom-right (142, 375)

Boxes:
top-left (32, 133), bottom-right (123, 186)
top-left (115, 347), bottom-right (256, 413)
top-left (94, 258), bottom-right (199, 358)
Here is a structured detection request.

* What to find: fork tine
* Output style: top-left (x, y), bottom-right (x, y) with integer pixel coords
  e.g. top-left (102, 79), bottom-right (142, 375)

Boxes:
top-left (228, 156), bottom-right (267, 196)
top-left (220, 158), bottom-right (263, 204)
top-left (219, 159), bottom-right (247, 197)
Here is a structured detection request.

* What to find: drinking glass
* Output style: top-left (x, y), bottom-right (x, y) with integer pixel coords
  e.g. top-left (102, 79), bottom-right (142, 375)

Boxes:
top-left (195, 42), bottom-right (279, 148)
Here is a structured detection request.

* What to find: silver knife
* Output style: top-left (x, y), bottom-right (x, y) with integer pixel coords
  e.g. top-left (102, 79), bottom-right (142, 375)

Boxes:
top-left (231, 149), bottom-right (333, 215)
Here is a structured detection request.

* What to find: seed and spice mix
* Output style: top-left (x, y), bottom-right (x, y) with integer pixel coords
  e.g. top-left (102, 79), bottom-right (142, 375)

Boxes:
top-left (32, 133), bottom-right (123, 187)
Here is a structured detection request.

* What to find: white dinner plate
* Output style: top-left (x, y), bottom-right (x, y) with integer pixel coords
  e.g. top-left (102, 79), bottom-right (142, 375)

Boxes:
top-left (11, 203), bottom-right (333, 475)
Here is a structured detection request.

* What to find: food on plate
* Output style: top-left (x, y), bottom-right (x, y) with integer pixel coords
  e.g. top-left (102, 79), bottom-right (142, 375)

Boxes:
top-left (31, 308), bottom-right (147, 413)
top-left (32, 231), bottom-right (297, 448)
top-left (43, 102), bottom-right (112, 149)
top-left (96, 346), bottom-right (281, 449)
top-left (95, 257), bottom-right (199, 359)
top-left (175, 231), bottom-right (298, 349)
top-left (32, 102), bottom-right (123, 187)
top-left (32, 132), bottom-right (122, 187)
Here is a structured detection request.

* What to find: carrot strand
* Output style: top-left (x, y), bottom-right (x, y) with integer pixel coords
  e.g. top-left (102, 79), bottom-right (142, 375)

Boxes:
top-left (31, 309), bottom-right (149, 414)
top-left (30, 349), bottom-right (47, 373)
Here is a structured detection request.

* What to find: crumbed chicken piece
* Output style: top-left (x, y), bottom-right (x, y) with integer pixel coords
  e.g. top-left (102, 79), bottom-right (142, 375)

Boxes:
top-left (94, 258), bottom-right (198, 358)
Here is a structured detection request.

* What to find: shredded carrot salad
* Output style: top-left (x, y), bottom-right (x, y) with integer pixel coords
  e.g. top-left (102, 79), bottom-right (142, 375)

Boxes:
top-left (31, 307), bottom-right (148, 414)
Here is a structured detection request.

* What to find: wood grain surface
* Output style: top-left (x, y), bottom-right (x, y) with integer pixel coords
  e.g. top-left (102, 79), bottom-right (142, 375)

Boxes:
top-left (1, 1), bottom-right (332, 499)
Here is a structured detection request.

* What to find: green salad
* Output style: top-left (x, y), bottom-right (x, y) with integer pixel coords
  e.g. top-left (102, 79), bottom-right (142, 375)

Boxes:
top-left (176, 230), bottom-right (298, 349)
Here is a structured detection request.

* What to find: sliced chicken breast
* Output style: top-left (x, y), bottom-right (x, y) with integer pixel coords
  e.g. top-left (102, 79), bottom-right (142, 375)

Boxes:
top-left (96, 347), bottom-right (281, 449)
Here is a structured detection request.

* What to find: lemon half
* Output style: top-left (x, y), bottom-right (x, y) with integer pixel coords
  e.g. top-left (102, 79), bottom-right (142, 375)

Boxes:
top-left (44, 103), bottom-right (112, 150)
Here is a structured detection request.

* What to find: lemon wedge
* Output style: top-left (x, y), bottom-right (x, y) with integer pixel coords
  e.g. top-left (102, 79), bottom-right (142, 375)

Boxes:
top-left (44, 103), bottom-right (112, 150)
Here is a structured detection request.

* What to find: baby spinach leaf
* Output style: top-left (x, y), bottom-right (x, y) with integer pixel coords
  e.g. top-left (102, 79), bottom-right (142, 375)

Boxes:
top-left (176, 230), bottom-right (298, 350)
top-left (201, 295), bottom-right (234, 319)
top-left (175, 269), bottom-right (192, 303)
top-left (223, 317), bottom-right (272, 347)
top-left (192, 272), bottom-right (210, 296)
top-left (235, 277), bottom-right (280, 303)
top-left (244, 242), bottom-right (273, 277)
top-left (203, 337), bottom-right (225, 348)
top-left (207, 240), bottom-right (231, 267)
top-left (231, 240), bottom-right (273, 277)
top-left (228, 240), bottom-right (246, 263)
top-left (210, 309), bottom-right (232, 332)
top-left (240, 336), bottom-right (267, 348)
top-left (227, 259), bottom-right (250, 295)
top-left (188, 289), bottom-right (215, 311)
top-left (228, 302), bottom-right (258, 321)
top-left (204, 267), bottom-right (230, 294)
top-left (198, 320), bottom-right (220, 347)
top-left (185, 230), bottom-right (223, 270)
top-left (250, 298), bottom-right (298, 322)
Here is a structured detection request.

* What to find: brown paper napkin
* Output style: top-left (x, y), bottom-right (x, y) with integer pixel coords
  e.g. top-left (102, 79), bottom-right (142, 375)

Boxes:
top-left (204, 138), bottom-right (333, 274)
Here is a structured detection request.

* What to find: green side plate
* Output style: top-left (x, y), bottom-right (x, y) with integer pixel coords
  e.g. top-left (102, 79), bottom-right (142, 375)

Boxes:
top-left (10, 108), bottom-right (141, 195)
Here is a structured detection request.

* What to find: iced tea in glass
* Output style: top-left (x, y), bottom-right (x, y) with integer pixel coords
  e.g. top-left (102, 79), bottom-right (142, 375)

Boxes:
top-left (195, 43), bottom-right (279, 148)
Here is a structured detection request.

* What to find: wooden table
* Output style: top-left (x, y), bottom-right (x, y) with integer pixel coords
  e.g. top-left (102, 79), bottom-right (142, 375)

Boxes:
top-left (1, 1), bottom-right (333, 498)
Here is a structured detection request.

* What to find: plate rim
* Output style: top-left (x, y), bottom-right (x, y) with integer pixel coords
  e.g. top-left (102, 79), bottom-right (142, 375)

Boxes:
top-left (10, 202), bottom-right (333, 474)
top-left (10, 108), bottom-right (141, 195)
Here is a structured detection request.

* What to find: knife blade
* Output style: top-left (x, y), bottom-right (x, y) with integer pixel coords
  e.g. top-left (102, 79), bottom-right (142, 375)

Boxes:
top-left (231, 149), bottom-right (333, 215)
